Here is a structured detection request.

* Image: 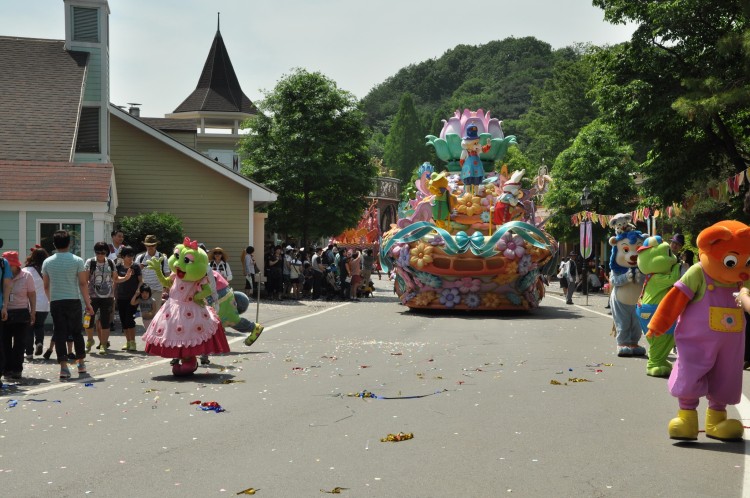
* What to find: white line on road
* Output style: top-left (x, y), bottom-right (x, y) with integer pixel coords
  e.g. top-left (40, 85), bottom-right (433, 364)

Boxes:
top-left (546, 294), bottom-right (612, 318)
top-left (14, 302), bottom-right (349, 397)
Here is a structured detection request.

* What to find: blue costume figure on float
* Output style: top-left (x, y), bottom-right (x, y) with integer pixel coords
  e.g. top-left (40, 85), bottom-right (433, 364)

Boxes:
top-left (459, 124), bottom-right (490, 193)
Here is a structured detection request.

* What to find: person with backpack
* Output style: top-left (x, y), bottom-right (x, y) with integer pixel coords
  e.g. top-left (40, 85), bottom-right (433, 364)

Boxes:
top-left (83, 241), bottom-right (117, 354)
top-left (135, 235), bottom-right (170, 322)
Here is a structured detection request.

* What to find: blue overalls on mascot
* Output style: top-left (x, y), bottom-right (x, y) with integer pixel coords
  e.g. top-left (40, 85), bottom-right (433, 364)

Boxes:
top-left (609, 229), bottom-right (647, 357)
top-left (648, 220), bottom-right (750, 441)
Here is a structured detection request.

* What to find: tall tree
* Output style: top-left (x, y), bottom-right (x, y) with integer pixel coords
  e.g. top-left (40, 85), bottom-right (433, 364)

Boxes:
top-left (520, 45), bottom-right (598, 167)
top-left (383, 93), bottom-right (428, 184)
top-left (591, 0), bottom-right (750, 206)
top-left (238, 69), bottom-right (375, 246)
top-left (544, 119), bottom-right (638, 241)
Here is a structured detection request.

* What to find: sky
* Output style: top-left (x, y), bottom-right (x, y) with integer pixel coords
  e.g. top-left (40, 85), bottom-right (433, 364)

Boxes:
top-left (1, 1), bottom-right (636, 119)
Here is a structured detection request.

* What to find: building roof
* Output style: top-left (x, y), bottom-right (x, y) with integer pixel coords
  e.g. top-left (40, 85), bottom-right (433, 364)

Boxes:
top-left (138, 117), bottom-right (198, 132)
top-left (110, 105), bottom-right (276, 204)
top-left (0, 36), bottom-right (88, 162)
top-left (172, 29), bottom-right (257, 115)
top-left (0, 160), bottom-right (112, 202)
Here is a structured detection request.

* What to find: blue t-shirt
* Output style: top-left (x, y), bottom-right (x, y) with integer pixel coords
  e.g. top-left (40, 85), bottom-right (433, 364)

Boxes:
top-left (0, 257), bottom-right (11, 303)
top-left (41, 252), bottom-right (85, 302)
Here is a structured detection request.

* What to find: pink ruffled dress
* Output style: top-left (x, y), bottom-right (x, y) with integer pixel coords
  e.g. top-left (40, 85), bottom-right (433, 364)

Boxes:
top-left (142, 276), bottom-right (229, 358)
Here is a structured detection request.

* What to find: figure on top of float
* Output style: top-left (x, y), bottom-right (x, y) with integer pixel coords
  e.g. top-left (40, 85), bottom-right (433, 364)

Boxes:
top-left (493, 169), bottom-right (526, 226)
top-left (428, 171), bottom-right (456, 231)
top-left (459, 124), bottom-right (491, 193)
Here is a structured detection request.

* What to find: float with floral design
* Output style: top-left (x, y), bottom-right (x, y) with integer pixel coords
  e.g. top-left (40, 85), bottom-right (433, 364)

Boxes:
top-left (380, 109), bottom-right (557, 310)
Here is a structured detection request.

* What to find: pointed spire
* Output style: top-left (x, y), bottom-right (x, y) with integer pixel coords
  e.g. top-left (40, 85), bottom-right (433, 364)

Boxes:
top-left (172, 23), bottom-right (256, 115)
top-left (217, 12), bottom-right (220, 32)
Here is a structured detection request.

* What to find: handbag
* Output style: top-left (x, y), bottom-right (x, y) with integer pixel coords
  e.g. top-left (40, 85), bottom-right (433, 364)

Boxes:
top-left (345, 276), bottom-right (352, 283)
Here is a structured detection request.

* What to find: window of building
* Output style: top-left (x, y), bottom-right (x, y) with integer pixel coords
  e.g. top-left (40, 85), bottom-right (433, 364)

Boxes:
top-left (39, 221), bottom-right (84, 257)
top-left (72, 6), bottom-right (99, 43)
top-left (76, 107), bottom-right (100, 153)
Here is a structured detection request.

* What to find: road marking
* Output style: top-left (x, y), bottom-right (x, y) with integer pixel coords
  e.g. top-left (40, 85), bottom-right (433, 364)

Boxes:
top-left (546, 294), bottom-right (612, 318)
top-left (14, 303), bottom-right (349, 397)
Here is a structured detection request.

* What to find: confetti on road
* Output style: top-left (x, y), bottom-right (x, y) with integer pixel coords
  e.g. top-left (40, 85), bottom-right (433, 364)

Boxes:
top-left (380, 432), bottom-right (414, 442)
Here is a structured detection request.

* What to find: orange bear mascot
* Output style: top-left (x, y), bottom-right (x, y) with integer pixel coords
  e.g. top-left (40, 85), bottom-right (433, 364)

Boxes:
top-left (648, 221), bottom-right (750, 441)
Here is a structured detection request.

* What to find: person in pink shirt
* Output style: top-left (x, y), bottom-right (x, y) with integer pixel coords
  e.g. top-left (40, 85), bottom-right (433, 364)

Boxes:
top-left (2, 251), bottom-right (35, 380)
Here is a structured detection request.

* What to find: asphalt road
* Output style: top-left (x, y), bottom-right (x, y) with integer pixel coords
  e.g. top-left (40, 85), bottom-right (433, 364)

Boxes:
top-left (1, 280), bottom-right (748, 497)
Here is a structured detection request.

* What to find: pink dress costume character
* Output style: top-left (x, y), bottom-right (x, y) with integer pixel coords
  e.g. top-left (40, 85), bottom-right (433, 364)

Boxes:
top-left (141, 238), bottom-right (229, 375)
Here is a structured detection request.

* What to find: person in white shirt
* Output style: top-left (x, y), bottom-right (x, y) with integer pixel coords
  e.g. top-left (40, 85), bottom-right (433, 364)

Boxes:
top-left (134, 235), bottom-right (170, 321)
top-left (107, 230), bottom-right (124, 262)
top-left (208, 247), bottom-right (233, 282)
top-left (23, 246), bottom-right (50, 360)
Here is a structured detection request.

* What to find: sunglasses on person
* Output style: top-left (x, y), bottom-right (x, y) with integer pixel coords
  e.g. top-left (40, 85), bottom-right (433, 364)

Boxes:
top-left (95, 250), bottom-right (108, 255)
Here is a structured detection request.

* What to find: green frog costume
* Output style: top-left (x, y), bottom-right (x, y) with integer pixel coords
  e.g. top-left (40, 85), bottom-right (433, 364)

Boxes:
top-left (635, 236), bottom-right (681, 377)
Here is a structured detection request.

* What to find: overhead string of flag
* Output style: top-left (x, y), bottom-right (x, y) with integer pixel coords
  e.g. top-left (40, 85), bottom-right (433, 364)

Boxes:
top-left (569, 167), bottom-right (750, 227)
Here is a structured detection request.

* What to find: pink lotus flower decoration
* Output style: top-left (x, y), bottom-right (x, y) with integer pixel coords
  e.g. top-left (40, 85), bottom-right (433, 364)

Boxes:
top-left (440, 109), bottom-right (505, 140)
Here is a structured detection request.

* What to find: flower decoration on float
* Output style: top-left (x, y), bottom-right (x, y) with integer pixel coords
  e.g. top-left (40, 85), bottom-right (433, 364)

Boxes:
top-left (496, 231), bottom-right (526, 260)
top-left (425, 109), bottom-right (517, 173)
top-left (409, 242), bottom-right (434, 269)
top-left (456, 192), bottom-right (483, 216)
top-left (439, 287), bottom-right (461, 308)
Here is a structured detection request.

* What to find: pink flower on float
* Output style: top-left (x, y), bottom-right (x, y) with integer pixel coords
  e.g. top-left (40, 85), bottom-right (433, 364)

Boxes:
top-left (457, 277), bottom-right (481, 294)
top-left (439, 109), bottom-right (506, 140)
top-left (496, 232), bottom-right (526, 260)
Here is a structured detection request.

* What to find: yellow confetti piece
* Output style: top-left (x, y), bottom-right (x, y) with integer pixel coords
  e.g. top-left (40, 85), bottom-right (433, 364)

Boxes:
top-left (549, 380), bottom-right (565, 385)
top-left (568, 378), bottom-right (591, 383)
top-left (221, 379), bottom-right (246, 384)
top-left (236, 488), bottom-right (259, 495)
top-left (321, 487), bottom-right (349, 494)
top-left (144, 389), bottom-right (159, 393)
top-left (380, 432), bottom-right (414, 442)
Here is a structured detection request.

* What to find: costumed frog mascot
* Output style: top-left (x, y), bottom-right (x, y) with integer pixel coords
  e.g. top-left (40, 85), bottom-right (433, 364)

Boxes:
top-left (609, 229), bottom-right (647, 356)
top-left (635, 236), bottom-right (681, 377)
top-left (211, 269), bottom-right (265, 346)
top-left (648, 221), bottom-right (750, 441)
top-left (142, 237), bottom-right (230, 376)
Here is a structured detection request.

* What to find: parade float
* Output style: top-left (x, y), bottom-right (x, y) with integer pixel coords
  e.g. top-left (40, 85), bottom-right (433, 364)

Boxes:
top-left (380, 109), bottom-right (558, 310)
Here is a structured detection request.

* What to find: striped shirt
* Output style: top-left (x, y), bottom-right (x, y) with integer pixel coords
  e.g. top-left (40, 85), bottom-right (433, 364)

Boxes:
top-left (41, 252), bottom-right (85, 302)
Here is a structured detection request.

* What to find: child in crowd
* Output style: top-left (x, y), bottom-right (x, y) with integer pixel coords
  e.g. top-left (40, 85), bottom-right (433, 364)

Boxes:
top-left (131, 283), bottom-right (157, 331)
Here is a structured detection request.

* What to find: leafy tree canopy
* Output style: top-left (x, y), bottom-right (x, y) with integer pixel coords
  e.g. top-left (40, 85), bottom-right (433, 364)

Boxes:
top-left (239, 69), bottom-right (376, 246)
top-left (383, 93), bottom-right (432, 184)
top-left (590, 0), bottom-right (750, 206)
top-left (117, 212), bottom-right (183, 255)
top-left (362, 37), bottom-right (560, 138)
top-left (544, 119), bottom-right (638, 241)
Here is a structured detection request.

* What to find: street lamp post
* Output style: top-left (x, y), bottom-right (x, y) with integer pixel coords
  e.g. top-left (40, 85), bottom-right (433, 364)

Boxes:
top-left (580, 186), bottom-right (593, 306)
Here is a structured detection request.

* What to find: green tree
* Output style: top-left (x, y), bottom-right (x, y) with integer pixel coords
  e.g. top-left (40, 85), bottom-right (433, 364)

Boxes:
top-left (383, 93), bottom-right (427, 184)
top-left (520, 45), bottom-right (598, 166)
top-left (117, 212), bottom-right (183, 254)
top-left (544, 119), bottom-right (638, 241)
top-left (591, 0), bottom-right (750, 206)
top-left (238, 69), bottom-right (375, 246)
